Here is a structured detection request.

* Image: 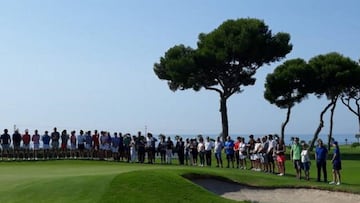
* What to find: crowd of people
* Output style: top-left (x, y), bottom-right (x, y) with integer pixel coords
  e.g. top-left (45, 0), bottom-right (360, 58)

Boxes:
top-left (0, 128), bottom-right (342, 185)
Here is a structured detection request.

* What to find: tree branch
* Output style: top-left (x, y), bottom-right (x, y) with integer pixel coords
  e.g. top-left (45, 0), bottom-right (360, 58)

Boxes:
top-left (341, 96), bottom-right (359, 116)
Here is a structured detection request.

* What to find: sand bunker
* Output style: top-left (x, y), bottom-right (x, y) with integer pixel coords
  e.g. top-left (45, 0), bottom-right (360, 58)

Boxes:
top-left (191, 178), bottom-right (360, 203)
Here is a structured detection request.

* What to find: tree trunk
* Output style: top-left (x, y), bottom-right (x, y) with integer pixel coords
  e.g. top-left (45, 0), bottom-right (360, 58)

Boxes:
top-left (281, 106), bottom-right (291, 141)
top-left (327, 97), bottom-right (338, 150)
top-left (220, 96), bottom-right (229, 141)
top-left (309, 102), bottom-right (334, 151)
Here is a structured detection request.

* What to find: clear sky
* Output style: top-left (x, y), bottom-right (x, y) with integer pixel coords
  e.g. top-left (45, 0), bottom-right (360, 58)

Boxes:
top-left (0, 0), bottom-right (359, 141)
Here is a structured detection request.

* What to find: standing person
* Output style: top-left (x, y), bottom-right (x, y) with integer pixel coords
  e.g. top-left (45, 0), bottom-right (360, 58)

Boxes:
top-left (118, 133), bottom-right (124, 161)
top-left (137, 135), bottom-right (146, 163)
top-left (123, 134), bottom-right (131, 162)
top-left (166, 136), bottom-right (174, 164)
top-left (247, 135), bottom-right (255, 170)
top-left (239, 137), bottom-right (247, 169)
top-left (111, 132), bottom-right (120, 161)
top-left (130, 136), bottom-right (137, 163)
top-left (301, 142), bottom-right (311, 181)
top-left (197, 137), bottom-right (205, 167)
top-left (234, 137), bottom-right (241, 168)
top-left (204, 136), bottom-right (214, 167)
top-left (22, 129), bottom-right (31, 160)
top-left (190, 138), bottom-right (198, 166)
top-left (267, 134), bottom-right (276, 173)
top-left (315, 139), bottom-right (328, 182)
top-left (329, 141), bottom-right (341, 185)
top-left (92, 130), bottom-right (100, 159)
top-left (224, 136), bottom-right (235, 168)
top-left (60, 130), bottom-right (69, 159)
top-left (70, 131), bottom-right (77, 159)
top-left (77, 130), bottom-right (85, 159)
top-left (42, 131), bottom-right (51, 160)
top-left (275, 138), bottom-right (286, 176)
top-left (290, 137), bottom-right (302, 179)
top-left (185, 138), bottom-right (191, 165)
top-left (158, 136), bottom-right (166, 164)
top-left (12, 129), bottom-right (22, 160)
top-left (85, 131), bottom-right (92, 159)
top-left (176, 137), bottom-right (185, 165)
top-left (51, 127), bottom-right (60, 159)
top-left (1, 129), bottom-right (11, 160)
top-left (260, 136), bottom-right (269, 172)
top-left (32, 130), bottom-right (40, 160)
top-left (214, 136), bottom-right (223, 168)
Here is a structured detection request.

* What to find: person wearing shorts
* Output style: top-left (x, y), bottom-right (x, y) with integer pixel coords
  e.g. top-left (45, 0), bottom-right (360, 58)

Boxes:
top-left (12, 129), bottom-right (22, 160)
top-left (60, 130), bottom-right (69, 158)
top-left (301, 142), bottom-right (310, 180)
top-left (1, 129), bottom-right (11, 160)
top-left (70, 131), bottom-right (77, 159)
top-left (42, 131), bottom-right (51, 159)
top-left (329, 141), bottom-right (341, 185)
top-left (32, 130), bottom-right (40, 160)
top-left (85, 131), bottom-right (92, 159)
top-left (22, 129), bottom-right (31, 160)
top-left (275, 139), bottom-right (286, 176)
top-left (77, 130), bottom-right (85, 159)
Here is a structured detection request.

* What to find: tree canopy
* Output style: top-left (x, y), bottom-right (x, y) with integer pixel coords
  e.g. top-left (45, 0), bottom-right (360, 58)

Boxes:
top-left (264, 58), bottom-right (310, 140)
top-left (308, 52), bottom-right (359, 150)
top-left (154, 18), bottom-right (292, 139)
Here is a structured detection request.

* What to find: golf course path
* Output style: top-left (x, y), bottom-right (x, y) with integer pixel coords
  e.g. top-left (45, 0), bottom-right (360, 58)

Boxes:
top-left (191, 178), bottom-right (360, 203)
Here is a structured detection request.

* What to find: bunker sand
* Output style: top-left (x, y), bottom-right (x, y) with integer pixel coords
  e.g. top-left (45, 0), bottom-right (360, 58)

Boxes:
top-left (191, 178), bottom-right (360, 203)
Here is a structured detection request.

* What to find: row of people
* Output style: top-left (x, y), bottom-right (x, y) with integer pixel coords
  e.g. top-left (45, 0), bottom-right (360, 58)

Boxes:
top-left (0, 128), bottom-right (342, 185)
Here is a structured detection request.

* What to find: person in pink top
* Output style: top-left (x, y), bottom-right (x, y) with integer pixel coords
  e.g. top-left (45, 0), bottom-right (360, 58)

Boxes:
top-left (32, 130), bottom-right (40, 160)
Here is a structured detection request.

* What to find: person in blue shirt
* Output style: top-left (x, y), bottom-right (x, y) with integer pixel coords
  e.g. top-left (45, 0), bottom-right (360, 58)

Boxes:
top-left (224, 136), bottom-right (235, 168)
top-left (329, 141), bottom-right (342, 185)
top-left (42, 131), bottom-right (51, 160)
top-left (315, 139), bottom-right (328, 182)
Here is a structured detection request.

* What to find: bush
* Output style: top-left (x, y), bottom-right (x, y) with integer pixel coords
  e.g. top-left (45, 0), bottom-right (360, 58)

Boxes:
top-left (351, 142), bottom-right (360, 148)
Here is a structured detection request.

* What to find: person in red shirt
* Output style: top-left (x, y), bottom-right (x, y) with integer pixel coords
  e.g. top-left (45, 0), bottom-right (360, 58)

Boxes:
top-left (22, 129), bottom-right (31, 160)
top-left (92, 130), bottom-right (100, 159)
top-left (233, 137), bottom-right (241, 168)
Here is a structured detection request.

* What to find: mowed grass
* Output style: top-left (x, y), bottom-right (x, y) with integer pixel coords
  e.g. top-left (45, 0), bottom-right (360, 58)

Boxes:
top-left (0, 145), bottom-right (359, 202)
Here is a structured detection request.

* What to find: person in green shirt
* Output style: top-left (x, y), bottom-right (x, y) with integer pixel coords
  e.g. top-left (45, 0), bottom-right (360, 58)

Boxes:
top-left (290, 137), bottom-right (302, 179)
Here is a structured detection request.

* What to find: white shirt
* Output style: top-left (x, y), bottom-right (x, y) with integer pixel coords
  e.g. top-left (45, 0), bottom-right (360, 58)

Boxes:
top-left (204, 140), bottom-right (214, 151)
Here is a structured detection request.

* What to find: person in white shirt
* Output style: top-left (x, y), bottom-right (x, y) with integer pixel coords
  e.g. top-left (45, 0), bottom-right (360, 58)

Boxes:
top-left (204, 136), bottom-right (215, 167)
top-left (197, 137), bottom-right (205, 167)
top-left (214, 137), bottom-right (223, 168)
top-left (239, 137), bottom-right (247, 169)
top-left (301, 142), bottom-right (310, 180)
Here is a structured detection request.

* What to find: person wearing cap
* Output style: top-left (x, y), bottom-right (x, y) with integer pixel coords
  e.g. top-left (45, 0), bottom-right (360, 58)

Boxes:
top-left (290, 137), bottom-right (302, 179)
top-left (315, 139), bottom-right (328, 182)
top-left (329, 141), bottom-right (341, 185)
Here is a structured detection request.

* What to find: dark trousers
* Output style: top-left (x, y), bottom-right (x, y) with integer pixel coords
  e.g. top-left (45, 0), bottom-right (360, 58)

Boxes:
top-left (316, 160), bottom-right (327, 182)
top-left (205, 150), bottom-right (212, 166)
top-left (178, 151), bottom-right (184, 165)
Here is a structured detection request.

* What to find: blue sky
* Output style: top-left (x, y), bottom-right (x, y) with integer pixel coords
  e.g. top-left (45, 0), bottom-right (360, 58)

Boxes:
top-left (0, 0), bottom-right (359, 141)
